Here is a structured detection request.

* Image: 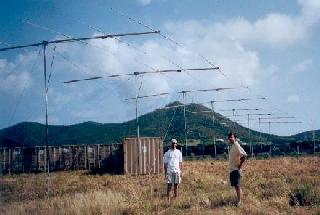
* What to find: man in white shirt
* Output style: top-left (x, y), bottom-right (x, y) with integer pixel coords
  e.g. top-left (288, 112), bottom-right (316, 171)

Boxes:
top-left (228, 132), bottom-right (247, 207)
top-left (163, 138), bottom-right (183, 200)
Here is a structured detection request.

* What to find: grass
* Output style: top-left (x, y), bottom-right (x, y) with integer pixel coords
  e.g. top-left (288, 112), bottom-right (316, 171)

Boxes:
top-left (0, 156), bottom-right (320, 215)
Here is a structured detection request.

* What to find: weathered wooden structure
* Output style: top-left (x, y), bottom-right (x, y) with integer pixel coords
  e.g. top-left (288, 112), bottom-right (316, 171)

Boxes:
top-left (0, 144), bottom-right (123, 174)
top-left (0, 137), bottom-right (165, 175)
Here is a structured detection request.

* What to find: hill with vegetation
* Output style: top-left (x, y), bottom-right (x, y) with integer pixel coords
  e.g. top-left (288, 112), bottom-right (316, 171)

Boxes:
top-left (0, 101), bottom-right (314, 147)
top-left (291, 130), bottom-right (320, 141)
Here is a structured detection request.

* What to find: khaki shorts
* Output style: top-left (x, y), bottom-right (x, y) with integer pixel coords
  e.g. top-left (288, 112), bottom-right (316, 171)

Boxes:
top-left (166, 172), bottom-right (181, 185)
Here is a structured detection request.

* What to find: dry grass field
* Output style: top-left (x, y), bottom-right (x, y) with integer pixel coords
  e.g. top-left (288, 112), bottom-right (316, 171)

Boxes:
top-left (1, 156), bottom-right (320, 215)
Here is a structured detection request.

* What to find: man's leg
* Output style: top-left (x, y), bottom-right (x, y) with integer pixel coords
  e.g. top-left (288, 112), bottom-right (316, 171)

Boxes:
top-left (235, 185), bottom-right (241, 205)
top-left (167, 184), bottom-right (172, 200)
top-left (173, 184), bottom-right (178, 197)
top-left (230, 170), bottom-right (242, 206)
top-left (173, 172), bottom-right (181, 198)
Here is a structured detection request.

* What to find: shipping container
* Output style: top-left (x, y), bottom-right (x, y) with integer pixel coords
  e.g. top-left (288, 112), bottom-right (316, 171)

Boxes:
top-left (123, 137), bottom-right (163, 175)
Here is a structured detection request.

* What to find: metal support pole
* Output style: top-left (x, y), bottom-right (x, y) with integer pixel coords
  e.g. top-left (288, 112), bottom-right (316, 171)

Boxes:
top-left (59, 146), bottom-right (62, 170)
top-left (37, 148), bottom-right (41, 171)
top-left (43, 41), bottom-right (50, 196)
top-left (214, 136), bottom-right (217, 157)
top-left (73, 146), bottom-right (77, 170)
top-left (3, 148), bottom-right (6, 173)
top-left (135, 76), bottom-right (141, 174)
top-left (183, 92), bottom-right (188, 157)
top-left (232, 109), bottom-right (236, 129)
top-left (9, 148), bottom-right (12, 174)
top-left (136, 88), bottom-right (140, 140)
top-left (248, 114), bottom-right (252, 157)
top-left (259, 118), bottom-right (262, 153)
top-left (210, 101), bottom-right (216, 157)
top-left (97, 144), bottom-right (100, 168)
top-left (44, 147), bottom-right (47, 171)
top-left (312, 130), bottom-right (316, 154)
top-left (84, 145), bottom-right (87, 169)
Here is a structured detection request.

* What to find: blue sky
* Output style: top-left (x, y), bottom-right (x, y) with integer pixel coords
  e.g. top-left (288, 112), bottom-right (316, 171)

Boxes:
top-left (0, 0), bottom-right (319, 136)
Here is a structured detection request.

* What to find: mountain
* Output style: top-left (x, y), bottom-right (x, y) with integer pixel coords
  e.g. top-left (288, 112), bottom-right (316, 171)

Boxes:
top-left (290, 130), bottom-right (320, 141)
top-left (0, 121), bottom-right (131, 147)
top-left (0, 101), bottom-right (307, 147)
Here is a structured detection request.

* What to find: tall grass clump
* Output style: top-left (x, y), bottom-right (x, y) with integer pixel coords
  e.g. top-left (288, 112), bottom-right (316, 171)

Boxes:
top-left (289, 183), bottom-right (320, 206)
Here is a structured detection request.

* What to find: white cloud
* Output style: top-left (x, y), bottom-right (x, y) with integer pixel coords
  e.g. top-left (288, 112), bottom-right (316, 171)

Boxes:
top-left (217, 15), bottom-right (304, 46)
top-left (4, 23), bottom-right (258, 126)
top-left (137, 0), bottom-right (152, 6)
top-left (0, 18), bottom-right (265, 126)
top-left (299, 0), bottom-right (320, 26)
top-left (191, 0), bottom-right (320, 47)
top-left (2, 0), bottom-right (319, 129)
top-left (287, 95), bottom-right (300, 103)
top-left (0, 58), bottom-right (33, 93)
top-left (292, 59), bottom-right (313, 73)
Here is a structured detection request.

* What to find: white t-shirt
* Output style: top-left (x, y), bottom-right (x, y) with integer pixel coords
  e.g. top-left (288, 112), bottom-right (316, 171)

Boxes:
top-left (163, 149), bottom-right (182, 173)
top-left (229, 141), bottom-right (247, 172)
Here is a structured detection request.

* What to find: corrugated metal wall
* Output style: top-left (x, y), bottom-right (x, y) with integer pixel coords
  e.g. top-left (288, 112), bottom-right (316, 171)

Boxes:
top-left (123, 137), bottom-right (163, 175)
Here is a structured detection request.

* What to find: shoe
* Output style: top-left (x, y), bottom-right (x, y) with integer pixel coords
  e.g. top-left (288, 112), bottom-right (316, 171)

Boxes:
top-left (236, 201), bottom-right (241, 207)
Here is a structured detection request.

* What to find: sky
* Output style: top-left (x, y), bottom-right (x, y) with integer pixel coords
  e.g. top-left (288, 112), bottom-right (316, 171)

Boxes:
top-left (0, 0), bottom-right (319, 136)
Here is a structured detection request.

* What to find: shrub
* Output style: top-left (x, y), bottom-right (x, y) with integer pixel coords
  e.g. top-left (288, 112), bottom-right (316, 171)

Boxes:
top-left (289, 184), bottom-right (320, 206)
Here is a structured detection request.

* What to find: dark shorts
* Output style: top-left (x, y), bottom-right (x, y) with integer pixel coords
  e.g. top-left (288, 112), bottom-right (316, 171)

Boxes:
top-left (230, 170), bottom-right (241, 187)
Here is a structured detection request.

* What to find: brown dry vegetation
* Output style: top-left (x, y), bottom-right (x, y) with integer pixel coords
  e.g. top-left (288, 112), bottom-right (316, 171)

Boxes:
top-left (1, 156), bottom-right (320, 215)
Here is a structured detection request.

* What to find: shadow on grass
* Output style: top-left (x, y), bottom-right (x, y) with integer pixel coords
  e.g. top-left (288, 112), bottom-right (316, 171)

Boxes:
top-left (83, 167), bottom-right (123, 175)
top-left (208, 195), bottom-right (236, 209)
top-left (84, 155), bottom-right (124, 175)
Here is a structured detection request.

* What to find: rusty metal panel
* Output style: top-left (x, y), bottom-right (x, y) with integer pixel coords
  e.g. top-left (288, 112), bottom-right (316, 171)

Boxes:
top-left (123, 137), bottom-right (163, 175)
top-left (0, 143), bottom-right (123, 174)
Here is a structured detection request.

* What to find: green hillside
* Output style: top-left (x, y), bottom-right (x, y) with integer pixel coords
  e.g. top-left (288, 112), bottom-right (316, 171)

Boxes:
top-left (0, 101), bottom-right (309, 147)
top-left (291, 130), bottom-right (320, 141)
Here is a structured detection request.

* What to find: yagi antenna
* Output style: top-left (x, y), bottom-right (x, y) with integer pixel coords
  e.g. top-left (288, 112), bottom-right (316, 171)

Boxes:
top-left (63, 67), bottom-right (220, 84)
top-left (0, 29), bottom-right (160, 196)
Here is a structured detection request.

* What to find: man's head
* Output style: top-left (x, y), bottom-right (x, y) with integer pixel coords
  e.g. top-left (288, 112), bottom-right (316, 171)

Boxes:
top-left (171, 138), bottom-right (178, 149)
top-left (228, 132), bottom-right (237, 144)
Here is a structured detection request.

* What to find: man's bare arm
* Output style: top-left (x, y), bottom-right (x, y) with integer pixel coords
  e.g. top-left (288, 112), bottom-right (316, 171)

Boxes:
top-left (164, 163), bottom-right (167, 176)
top-left (238, 156), bottom-right (246, 169)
